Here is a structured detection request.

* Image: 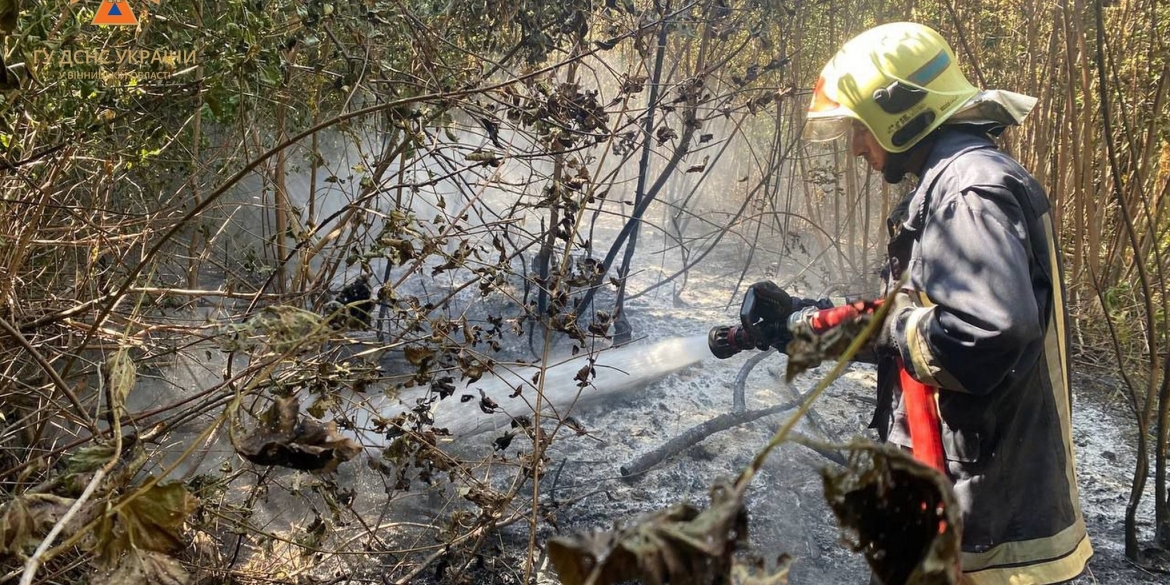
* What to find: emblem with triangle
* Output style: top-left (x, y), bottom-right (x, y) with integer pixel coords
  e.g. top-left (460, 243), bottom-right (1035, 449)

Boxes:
top-left (93, 1), bottom-right (138, 26)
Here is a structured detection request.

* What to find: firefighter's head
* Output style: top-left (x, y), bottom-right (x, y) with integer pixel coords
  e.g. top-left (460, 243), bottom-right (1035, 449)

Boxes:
top-left (804, 22), bottom-right (979, 182)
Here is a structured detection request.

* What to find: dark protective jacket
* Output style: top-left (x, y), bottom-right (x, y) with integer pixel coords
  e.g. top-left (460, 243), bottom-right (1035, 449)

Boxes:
top-left (876, 128), bottom-right (1091, 585)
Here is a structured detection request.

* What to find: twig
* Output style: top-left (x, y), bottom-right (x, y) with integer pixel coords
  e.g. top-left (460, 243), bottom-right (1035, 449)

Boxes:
top-left (18, 469), bottom-right (106, 585)
top-left (394, 547), bottom-right (448, 585)
top-left (620, 399), bottom-right (800, 479)
top-left (1094, 0), bottom-right (1162, 559)
top-left (610, 7), bottom-right (672, 325)
top-left (772, 363), bottom-right (844, 457)
top-left (0, 316), bottom-right (98, 435)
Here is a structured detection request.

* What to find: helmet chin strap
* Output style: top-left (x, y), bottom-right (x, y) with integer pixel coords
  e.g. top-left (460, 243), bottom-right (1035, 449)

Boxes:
top-left (881, 132), bottom-right (939, 184)
top-left (882, 151), bottom-right (914, 184)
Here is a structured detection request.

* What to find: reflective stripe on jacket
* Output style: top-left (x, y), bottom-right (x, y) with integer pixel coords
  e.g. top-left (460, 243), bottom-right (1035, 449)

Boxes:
top-left (878, 128), bottom-right (1091, 585)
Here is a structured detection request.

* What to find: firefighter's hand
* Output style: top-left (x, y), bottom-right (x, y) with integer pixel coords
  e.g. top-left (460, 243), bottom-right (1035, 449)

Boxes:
top-left (877, 290), bottom-right (915, 351)
top-left (740, 281), bottom-right (796, 350)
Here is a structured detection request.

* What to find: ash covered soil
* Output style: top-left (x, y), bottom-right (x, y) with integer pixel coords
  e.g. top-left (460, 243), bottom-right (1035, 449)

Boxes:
top-left (179, 250), bottom-right (1165, 584)
top-left (476, 269), bottom-right (1167, 585)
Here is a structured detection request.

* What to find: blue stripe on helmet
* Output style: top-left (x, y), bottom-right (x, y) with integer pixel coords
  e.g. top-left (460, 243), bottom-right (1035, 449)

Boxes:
top-left (907, 51), bottom-right (950, 86)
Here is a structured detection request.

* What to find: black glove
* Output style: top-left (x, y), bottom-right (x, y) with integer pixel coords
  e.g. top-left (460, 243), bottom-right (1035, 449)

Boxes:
top-left (740, 281), bottom-right (795, 350)
top-left (740, 281), bottom-right (793, 350)
top-left (740, 282), bottom-right (837, 352)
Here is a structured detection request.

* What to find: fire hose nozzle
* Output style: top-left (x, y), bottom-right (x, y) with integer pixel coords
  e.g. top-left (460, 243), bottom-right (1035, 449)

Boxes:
top-left (707, 325), bottom-right (756, 359)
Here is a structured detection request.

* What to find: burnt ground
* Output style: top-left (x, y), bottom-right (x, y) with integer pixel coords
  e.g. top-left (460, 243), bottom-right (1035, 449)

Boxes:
top-left (493, 273), bottom-right (1170, 585)
top-left (156, 235), bottom-right (1169, 585)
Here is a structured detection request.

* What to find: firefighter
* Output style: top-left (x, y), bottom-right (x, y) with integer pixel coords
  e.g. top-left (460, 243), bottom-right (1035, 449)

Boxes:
top-left (781, 22), bottom-right (1089, 584)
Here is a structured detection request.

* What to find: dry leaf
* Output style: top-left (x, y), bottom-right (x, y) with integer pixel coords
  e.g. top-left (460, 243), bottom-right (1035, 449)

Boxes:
top-left (307, 393), bottom-right (339, 418)
top-left (95, 481), bottom-right (198, 560)
top-left (0, 494), bottom-right (75, 556)
top-left (91, 549), bottom-right (189, 585)
top-left (731, 554), bottom-right (793, 585)
top-left (404, 345), bottom-right (434, 366)
top-left (548, 479), bottom-right (747, 585)
top-left (235, 396), bottom-right (363, 472)
top-left (106, 348), bottom-right (136, 411)
top-left (821, 442), bottom-right (961, 585)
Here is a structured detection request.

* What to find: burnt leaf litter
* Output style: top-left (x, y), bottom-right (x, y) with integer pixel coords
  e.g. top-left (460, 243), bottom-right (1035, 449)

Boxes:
top-left (234, 396), bottom-right (363, 473)
top-left (546, 284), bottom-right (962, 585)
top-left (549, 443), bottom-right (960, 585)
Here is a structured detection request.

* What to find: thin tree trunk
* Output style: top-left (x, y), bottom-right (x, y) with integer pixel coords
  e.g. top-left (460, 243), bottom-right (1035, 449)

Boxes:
top-left (613, 5), bottom-right (672, 330)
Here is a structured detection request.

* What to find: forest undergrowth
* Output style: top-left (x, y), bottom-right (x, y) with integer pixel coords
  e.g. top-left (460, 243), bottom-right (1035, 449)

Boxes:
top-left (0, 1), bottom-right (1167, 584)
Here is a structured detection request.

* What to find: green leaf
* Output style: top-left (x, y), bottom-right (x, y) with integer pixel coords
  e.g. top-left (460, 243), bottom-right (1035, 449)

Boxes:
top-left (203, 93), bottom-right (222, 120)
top-left (66, 443), bottom-right (117, 474)
top-left (260, 64), bottom-right (281, 86)
top-left (227, 305), bottom-right (328, 355)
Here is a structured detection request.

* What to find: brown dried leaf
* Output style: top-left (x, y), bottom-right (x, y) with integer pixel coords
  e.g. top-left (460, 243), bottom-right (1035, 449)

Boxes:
top-left (91, 549), bottom-right (189, 585)
top-left (731, 554), bottom-right (793, 585)
top-left (0, 499), bottom-right (33, 556)
top-left (478, 388), bottom-right (499, 414)
top-left (548, 479), bottom-right (746, 585)
top-left (0, 494), bottom-right (75, 556)
top-left (95, 481), bottom-right (198, 560)
top-left (307, 393), bottom-right (338, 419)
top-left (821, 442), bottom-right (961, 585)
top-left (404, 345), bottom-right (434, 366)
top-left (235, 397), bottom-right (363, 472)
top-left (106, 348), bottom-right (136, 411)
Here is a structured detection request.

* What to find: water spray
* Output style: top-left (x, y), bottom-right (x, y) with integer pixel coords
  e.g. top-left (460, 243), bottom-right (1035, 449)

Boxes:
top-left (355, 335), bottom-right (714, 443)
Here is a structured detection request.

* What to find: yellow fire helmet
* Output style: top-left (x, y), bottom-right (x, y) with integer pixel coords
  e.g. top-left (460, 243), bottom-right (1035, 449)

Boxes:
top-left (804, 22), bottom-right (980, 153)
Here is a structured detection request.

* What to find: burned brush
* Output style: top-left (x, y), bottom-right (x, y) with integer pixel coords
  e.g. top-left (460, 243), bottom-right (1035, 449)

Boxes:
top-left (325, 275), bottom-right (375, 329)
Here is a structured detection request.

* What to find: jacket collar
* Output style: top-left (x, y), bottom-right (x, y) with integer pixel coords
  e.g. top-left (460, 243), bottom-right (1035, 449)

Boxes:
top-left (893, 129), bottom-right (998, 236)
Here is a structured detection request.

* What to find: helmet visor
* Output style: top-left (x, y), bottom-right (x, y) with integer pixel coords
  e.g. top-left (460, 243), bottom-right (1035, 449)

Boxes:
top-left (802, 116), bottom-right (851, 143)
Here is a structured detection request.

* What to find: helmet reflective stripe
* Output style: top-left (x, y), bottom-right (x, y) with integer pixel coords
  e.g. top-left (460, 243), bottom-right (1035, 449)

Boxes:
top-left (907, 51), bottom-right (950, 86)
top-left (803, 22), bottom-right (979, 153)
